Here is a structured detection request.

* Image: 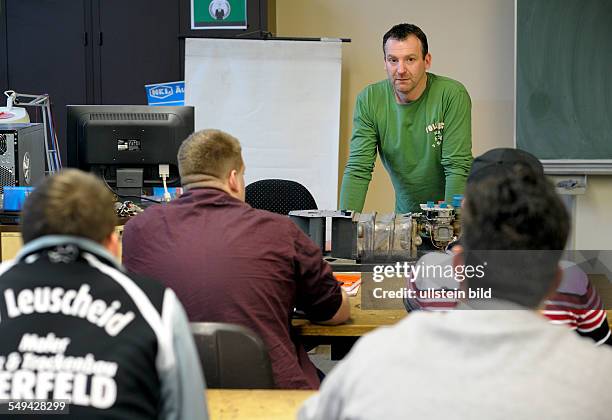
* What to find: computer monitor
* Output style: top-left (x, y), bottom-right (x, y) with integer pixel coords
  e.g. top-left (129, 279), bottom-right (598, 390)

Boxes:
top-left (66, 105), bottom-right (194, 199)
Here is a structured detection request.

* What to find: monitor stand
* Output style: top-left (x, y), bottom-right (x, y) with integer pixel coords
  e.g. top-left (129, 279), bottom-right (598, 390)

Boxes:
top-left (116, 168), bottom-right (143, 202)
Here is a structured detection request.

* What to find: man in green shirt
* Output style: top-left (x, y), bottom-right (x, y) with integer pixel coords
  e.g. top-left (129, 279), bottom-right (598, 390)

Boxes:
top-left (339, 23), bottom-right (473, 213)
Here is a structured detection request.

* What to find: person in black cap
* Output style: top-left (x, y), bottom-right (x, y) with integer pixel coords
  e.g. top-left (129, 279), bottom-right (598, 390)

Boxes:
top-left (298, 148), bottom-right (612, 420)
top-left (467, 147), bottom-right (544, 181)
top-left (468, 149), bottom-right (612, 343)
top-left (405, 148), bottom-right (612, 344)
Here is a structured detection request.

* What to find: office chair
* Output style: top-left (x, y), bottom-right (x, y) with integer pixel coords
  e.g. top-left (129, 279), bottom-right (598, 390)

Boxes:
top-left (245, 179), bottom-right (317, 215)
top-left (190, 322), bottom-right (275, 389)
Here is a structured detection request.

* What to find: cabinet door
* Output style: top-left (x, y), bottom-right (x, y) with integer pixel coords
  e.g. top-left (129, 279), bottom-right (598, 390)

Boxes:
top-left (0, 0), bottom-right (8, 93)
top-left (94, 0), bottom-right (180, 105)
top-left (5, 0), bottom-right (93, 163)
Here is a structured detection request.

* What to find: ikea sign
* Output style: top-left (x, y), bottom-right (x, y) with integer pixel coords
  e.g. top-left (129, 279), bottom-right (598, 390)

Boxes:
top-left (145, 81), bottom-right (185, 106)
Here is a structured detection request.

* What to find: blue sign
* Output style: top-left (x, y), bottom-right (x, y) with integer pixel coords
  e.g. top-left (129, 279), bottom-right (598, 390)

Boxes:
top-left (153, 187), bottom-right (182, 200)
top-left (145, 81), bottom-right (185, 106)
top-left (3, 186), bottom-right (34, 211)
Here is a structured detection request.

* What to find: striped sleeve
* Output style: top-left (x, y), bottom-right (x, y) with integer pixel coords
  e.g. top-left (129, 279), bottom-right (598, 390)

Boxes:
top-left (543, 281), bottom-right (612, 346)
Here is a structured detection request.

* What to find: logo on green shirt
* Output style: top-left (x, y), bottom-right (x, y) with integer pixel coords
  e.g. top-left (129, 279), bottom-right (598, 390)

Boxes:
top-left (426, 122), bottom-right (445, 148)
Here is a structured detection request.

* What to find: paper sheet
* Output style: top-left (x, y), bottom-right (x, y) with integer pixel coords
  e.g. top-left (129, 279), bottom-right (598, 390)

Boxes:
top-left (185, 38), bottom-right (342, 210)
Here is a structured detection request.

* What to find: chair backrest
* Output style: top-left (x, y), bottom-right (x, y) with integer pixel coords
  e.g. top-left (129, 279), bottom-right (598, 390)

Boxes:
top-left (245, 179), bottom-right (317, 215)
top-left (190, 322), bottom-right (275, 389)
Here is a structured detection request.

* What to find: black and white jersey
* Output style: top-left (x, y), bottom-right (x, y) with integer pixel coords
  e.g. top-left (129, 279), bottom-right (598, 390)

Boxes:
top-left (0, 236), bottom-right (207, 420)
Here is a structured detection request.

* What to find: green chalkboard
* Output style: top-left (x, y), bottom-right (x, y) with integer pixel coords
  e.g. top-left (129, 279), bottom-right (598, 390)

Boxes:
top-left (516, 0), bottom-right (612, 170)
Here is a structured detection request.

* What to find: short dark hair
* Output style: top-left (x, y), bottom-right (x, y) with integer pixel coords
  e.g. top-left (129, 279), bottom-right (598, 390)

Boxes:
top-left (383, 23), bottom-right (429, 58)
top-left (461, 149), bottom-right (570, 308)
top-left (21, 169), bottom-right (117, 244)
top-left (178, 129), bottom-right (244, 186)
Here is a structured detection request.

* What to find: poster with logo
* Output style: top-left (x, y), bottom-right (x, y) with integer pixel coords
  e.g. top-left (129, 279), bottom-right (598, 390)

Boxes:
top-left (191, 0), bottom-right (247, 30)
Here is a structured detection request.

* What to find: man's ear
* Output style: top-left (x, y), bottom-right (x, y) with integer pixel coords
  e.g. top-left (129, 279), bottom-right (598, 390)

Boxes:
top-left (451, 244), bottom-right (464, 268)
top-left (382, 44), bottom-right (387, 66)
top-left (227, 169), bottom-right (240, 193)
top-left (546, 264), bottom-right (563, 299)
top-left (535, 264), bottom-right (563, 310)
top-left (451, 245), bottom-right (469, 292)
top-left (424, 52), bottom-right (432, 70)
top-left (103, 231), bottom-right (120, 258)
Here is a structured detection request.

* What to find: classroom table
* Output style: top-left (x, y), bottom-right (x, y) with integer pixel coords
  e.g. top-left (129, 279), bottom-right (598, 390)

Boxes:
top-left (0, 224), bottom-right (126, 261)
top-left (292, 288), bottom-right (405, 337)
top-left (206, 389), bottom-right (316, 420)
top-left (292, 274), bottom-right (612, 358)
top-left (292, 284), bottom-right (405, 359)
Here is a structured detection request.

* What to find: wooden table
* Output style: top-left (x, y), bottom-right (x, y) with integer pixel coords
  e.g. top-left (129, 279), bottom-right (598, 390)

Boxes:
top-left (292, 287), bottom-right (406, 358)
top-left (292, 288), bottom-right (405, 337)
top-left (0, 225), bottom-right (125, 261)
top-left (292, 276), bottom-right (612, 358)
top-left (0, 225), bottom-right (22, 261)
top-left (207, 389), bottom-right (315, 420)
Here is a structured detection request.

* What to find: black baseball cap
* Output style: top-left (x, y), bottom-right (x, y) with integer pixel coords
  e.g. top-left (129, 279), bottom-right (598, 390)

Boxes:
top-left (468, 148), bottom-right (543, 182)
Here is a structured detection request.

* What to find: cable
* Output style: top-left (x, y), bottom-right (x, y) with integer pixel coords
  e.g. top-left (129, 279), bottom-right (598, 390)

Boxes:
top-left (100, 173), bottom-right (161, 204)
top-left (161, 176), bottom-right (171, 202)
top-left (47, 101), bottom-right (62, 168)
top-left (158, 164), bottom-right (171, 202)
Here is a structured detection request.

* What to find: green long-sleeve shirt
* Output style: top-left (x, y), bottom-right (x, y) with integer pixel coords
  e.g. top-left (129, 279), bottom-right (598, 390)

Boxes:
top-left (339, 73), bottom-right (473, 213)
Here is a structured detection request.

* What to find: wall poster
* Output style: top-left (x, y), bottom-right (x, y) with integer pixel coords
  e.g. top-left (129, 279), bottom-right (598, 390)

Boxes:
top-left (191, 0), bottom-right (247, 30)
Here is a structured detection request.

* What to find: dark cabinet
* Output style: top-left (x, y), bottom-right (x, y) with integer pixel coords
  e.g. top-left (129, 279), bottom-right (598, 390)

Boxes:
top-left (0, 0), bottom-right (181, 162)
top-left (3, 0), bottom-right (93, 163)
top-left (93, 0), bottom-right (181, 105)
top-left (1, 0), bottom-right (274, 163)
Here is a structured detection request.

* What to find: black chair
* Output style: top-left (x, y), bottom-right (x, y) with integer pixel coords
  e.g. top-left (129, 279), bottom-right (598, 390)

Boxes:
top-left (190, 322), bottom-right (274, 389)
top-left (245, 179), bottom-right (317, 215)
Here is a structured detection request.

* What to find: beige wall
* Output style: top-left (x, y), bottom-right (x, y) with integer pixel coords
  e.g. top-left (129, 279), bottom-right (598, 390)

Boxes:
top-left (575, 177), bottom-right (612, 249)
top-left (275, 0), bottom-right (612, 249)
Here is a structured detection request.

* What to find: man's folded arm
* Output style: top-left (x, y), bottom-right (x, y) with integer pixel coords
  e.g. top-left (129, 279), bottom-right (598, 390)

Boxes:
top-left (292, 225), bottom-right (351, 324)
top-left (316, 288), bottom-right (350, 325)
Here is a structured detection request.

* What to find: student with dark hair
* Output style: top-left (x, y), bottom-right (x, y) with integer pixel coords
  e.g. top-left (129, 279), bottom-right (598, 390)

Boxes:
top-left (403, 149), bottom-right (612, 345)
top-left (340, 23), bottom-right (473, 213)
top-left (0, 169), bottom-right (207, 420)
top-left (300, 148), bottom-right (612, 420)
